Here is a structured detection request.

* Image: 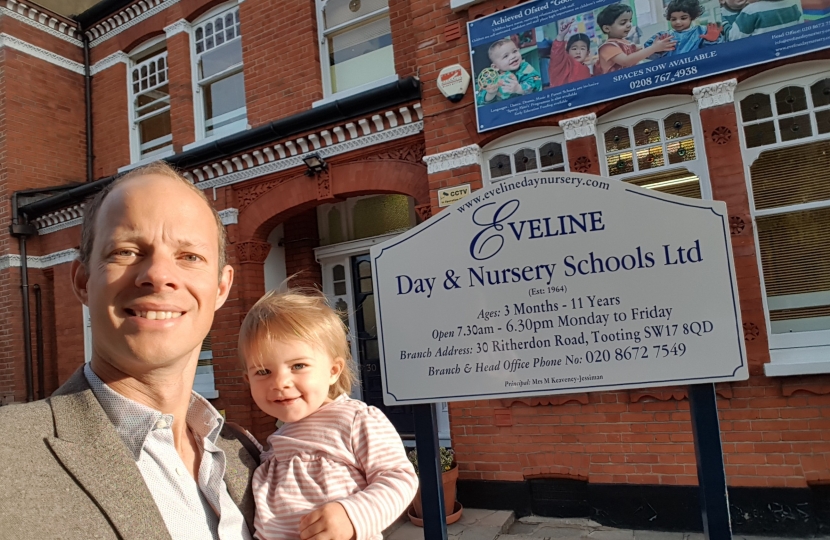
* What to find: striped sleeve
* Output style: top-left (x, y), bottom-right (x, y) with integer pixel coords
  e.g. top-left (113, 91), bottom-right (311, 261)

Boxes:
top-left (335, 407), bottom-right (419, 540)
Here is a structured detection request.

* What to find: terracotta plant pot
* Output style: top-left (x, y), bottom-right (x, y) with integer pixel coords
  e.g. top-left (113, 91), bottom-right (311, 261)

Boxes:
top-left (410, 464), bottom-right (460, 525)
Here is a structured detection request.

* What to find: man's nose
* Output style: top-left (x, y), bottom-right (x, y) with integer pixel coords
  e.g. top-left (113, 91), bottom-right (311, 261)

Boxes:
top-left (135, 252), bottom-right (180, 291)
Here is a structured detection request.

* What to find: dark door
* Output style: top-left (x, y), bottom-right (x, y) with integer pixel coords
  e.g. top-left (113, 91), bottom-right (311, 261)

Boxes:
top-left (351, 254), bottom-right (415, 435)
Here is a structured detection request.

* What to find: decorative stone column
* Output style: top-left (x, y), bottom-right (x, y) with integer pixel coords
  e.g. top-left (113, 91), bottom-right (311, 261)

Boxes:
top-left (559, 113), bottom-right (601, 175)
top-left (693, 78), bottom-right (769, 372)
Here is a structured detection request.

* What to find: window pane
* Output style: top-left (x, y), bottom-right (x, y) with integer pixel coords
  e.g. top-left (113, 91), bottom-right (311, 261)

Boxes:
top-left (810, 79), bottom-right (830, 108)
top-left (816, 109), bottom-right (830, 135)
top-left (633, 120), bottom-right (661, 146)
top-left (135, 87), bottom-right (170, 117)
top-left (604, 126), bottom-right (630, 152)
top-left (636, 145), bottom-right (664, 170)
top-left (513, 148), bottom-right (537, 172)
top-left (607, 151), bottom-right (634, 176)
top-left (757, 206), bottom-right (830, 333)
top-left (664, 113), bottom-right (692, 140)
top-left (489, 154), bottom-right (511, 178)
top-left (775, 86), bottom-right (808, 115)
top-left (325, 0), bottom-right (389, 29)
top-left (138, 111), bottom-right (172, 157)
top-left (200, 39), bottom-right (243, 79)
top-left (334, 282), bottom-right (347, 296)
top-left (539, 142), bottom-right (564, 168)
top-left (352, 195), bottom-right (411, 240)
top-left (204, 72), bottom-right (246, 134)
top-left (750, 140), bottom-right (830, 210)
top-left (667, 138), bottom-right (696, 164)
top-left (328, 207), bottom-right (344, 245)
top-left (624, 168), bottom-right (701, 199)
top-left (329, 16), bottom-right (394, 93)
top-left (333, 264), bottom-right (346, 281)
top-left (740, 93), bottom-right (773, 122)
top-left (778, 114), bottom-right (813, 142)
top-left (744, 121), bottom-right (776, 148)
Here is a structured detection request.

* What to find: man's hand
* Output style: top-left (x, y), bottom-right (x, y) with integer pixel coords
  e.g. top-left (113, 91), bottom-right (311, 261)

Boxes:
top-left (299, 502), bottom-right (356, 540)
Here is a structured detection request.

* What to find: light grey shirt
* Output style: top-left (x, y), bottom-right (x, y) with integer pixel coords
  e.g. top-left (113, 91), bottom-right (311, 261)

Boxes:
top-left (84, 364), bottom-right (252, 540)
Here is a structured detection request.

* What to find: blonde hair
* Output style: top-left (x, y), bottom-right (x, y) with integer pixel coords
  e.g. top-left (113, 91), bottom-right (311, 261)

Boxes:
top-left (79, 161), bottom-right (228, 273)
top-left (239, 287), bottom-right (358, 399)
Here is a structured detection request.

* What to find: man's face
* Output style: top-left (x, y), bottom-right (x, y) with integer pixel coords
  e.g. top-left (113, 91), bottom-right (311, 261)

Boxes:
top-left (490, 42), bottom-right (523, 72)
top-left (568, 41), bottom-right (590, 63)
top-left (669, 11), bottom-right (693, 31)
top-left (71, 175), bottom-right (233, 376)
top-left (603, 12), bottom-right (633, 38)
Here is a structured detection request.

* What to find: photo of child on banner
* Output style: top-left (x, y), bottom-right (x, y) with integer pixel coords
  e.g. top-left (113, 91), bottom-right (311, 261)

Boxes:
top-left (475, 37), bottom-right (543, 105)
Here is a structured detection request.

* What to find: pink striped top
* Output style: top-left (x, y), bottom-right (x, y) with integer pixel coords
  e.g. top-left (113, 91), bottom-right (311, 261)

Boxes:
top-left (252, 395), bottom-right (419, 540)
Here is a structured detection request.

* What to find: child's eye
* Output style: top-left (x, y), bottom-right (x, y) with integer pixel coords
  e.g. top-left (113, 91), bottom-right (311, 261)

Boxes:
top-left (255, 368), bottom-right (270, 376)
top-left (292, 363), bottom-right (307, 370)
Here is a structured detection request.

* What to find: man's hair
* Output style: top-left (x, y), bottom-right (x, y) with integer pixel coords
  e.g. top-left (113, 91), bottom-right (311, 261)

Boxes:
top-left (238, 287), bottom-right (358, 399)
top-left (665, 0), bottom-right (703, 19)
top-left (488, 37), bottom-right (515, 60)
top-left (597, 3), bottom-right (633, 32)
top-left (567, 33), bottom-right (592, 51)
top-left (79, 161), bottom-right (228, 273)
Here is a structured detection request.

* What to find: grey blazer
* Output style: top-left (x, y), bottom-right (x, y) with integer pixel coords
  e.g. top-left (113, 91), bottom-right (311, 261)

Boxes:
top-left (0, 367), bottom-right (258, 540)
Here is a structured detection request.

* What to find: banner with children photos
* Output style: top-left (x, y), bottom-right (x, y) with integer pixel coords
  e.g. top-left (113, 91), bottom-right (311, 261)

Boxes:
top-left (469, 0), bottom-right (830, 132)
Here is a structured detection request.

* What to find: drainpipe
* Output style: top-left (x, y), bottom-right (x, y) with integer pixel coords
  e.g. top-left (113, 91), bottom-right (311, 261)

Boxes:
top-left (9, 192), bottom-right (37, 402)
top-left (83, 33), bottom-right (93, 183)
top-left (33, 284), bottom-right (44, 400)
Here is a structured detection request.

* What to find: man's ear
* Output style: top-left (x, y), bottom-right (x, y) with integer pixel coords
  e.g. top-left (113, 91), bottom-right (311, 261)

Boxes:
top-left (70, 258), bottom-right (90, 306)
top-left (215, 264), bottom-right (234, 311)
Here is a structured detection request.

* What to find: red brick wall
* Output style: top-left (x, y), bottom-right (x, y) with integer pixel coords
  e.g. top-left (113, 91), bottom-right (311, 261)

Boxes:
top-left (239, 0), bottom-right (322, 127)
top-left (168, 31), bottom-right (196, 152)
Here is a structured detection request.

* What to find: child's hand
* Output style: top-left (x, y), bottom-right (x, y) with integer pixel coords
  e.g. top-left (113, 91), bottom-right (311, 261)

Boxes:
top-left (702, 22), bottom-right (722, 41)
top-left (299, 502), bottom-right (356, 540)
top-left (557, 20), bottom-right (573, 40)
top-left (483, 81), bottom-right (500, 101)
top-left (500, 73), bottom-right (523, 95)
top-left (650, 34), bottom-right (676, 53)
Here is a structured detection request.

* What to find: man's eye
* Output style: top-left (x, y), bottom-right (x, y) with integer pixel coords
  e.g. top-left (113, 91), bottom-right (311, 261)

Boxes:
top-left (182, 254), bottom-right (203, 262)
top-left (113, 249), bottom-right (136, 258)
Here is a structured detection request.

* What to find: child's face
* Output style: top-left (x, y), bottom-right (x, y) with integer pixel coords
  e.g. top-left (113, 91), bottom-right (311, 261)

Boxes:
top-left (724, 0), bottom-right (750, 9)
top-left (603, 12), bottom-right (633, 39)
top-left (669, 11), bottom-right (693, 31)
top-left (568, 41), bottom-right (590, 63)
top-left (246, 339), bottom-right (344, 423)
top-left (490, 42), bottom-right (523, 72)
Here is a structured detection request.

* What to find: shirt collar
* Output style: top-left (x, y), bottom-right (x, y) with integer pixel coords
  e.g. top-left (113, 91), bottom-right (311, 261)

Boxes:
top-left (84, 363), bottom-right (225, 460)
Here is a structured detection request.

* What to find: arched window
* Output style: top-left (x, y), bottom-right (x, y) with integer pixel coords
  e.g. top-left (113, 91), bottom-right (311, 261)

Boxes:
top-left (599, 100), bottom-right (709, 199)
top-left (483, 128), bottom-right (569, 184)
top-left (737, 62), bottom-right (830, 375)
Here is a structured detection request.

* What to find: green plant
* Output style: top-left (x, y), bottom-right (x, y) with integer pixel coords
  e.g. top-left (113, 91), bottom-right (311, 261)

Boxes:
top-left (407, 447), bottom-right (455, 474)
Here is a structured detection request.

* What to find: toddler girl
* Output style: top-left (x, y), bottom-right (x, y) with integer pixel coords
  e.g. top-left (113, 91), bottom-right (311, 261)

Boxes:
top-left (240, 289), bottom-right (419, 540)
top-left (548, 21), bottom-right (593, 87)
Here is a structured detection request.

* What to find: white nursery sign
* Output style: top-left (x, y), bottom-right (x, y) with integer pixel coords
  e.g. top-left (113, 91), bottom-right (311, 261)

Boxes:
top-left (370, 172), bottom-right (748, 406)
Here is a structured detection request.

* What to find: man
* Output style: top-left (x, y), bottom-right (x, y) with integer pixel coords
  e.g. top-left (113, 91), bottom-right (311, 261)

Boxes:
top-left (0, 163), bottom-right (258, 539)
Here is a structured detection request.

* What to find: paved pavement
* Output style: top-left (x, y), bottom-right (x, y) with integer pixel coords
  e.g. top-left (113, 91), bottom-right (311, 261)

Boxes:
top-left (384, 508), bottom-right (830, 540)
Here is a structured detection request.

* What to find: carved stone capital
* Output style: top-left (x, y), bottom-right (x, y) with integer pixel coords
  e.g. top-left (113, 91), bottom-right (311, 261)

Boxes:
top-left (415, 204), bottom-right (432, 222)
top-left (235, 177), bottom-right (291, 211)
top-left (164, 18), bottom-right (189, 37)
top-left (559, 113), bottom-right (597, 140)
top-left (235, 241), bottom-right (271, 264)
top-left (422, 144), bottom-right (481, 174)
top-left (693, 79), bottom-right (737, 110)
top-left (317, 169), bottom-right (332, 200)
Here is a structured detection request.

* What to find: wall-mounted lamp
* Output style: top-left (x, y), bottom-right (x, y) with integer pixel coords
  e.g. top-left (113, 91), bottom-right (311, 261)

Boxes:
top-left (302, 153), bottom-right (328, 176)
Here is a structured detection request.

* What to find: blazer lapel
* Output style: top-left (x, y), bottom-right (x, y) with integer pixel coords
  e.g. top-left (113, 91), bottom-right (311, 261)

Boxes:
top-left (216, 428), bottom-right (258, 534)
top-left (46, 370), bottom-right (171, 540)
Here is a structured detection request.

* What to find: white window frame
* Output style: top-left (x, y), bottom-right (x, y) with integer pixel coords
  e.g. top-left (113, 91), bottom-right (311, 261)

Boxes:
top-left (597, 96), bottom-right (713, 200)
top-left (127, 36), bottom-right (173, 164)
top-left (316, 194), bottom-right (416, 246)
top-left (735, 60), bottom-right (830, 376)
top-left (315, 0), bottom-right (395, 99)
top-left (190, 2), bottom-right (247, 143)
top-left (482, 127), bottom-right (570, 186)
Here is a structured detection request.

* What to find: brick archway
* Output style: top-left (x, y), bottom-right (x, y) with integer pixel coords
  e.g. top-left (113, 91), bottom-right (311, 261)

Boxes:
top-left (236, 157), bottom-right (429, 242)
